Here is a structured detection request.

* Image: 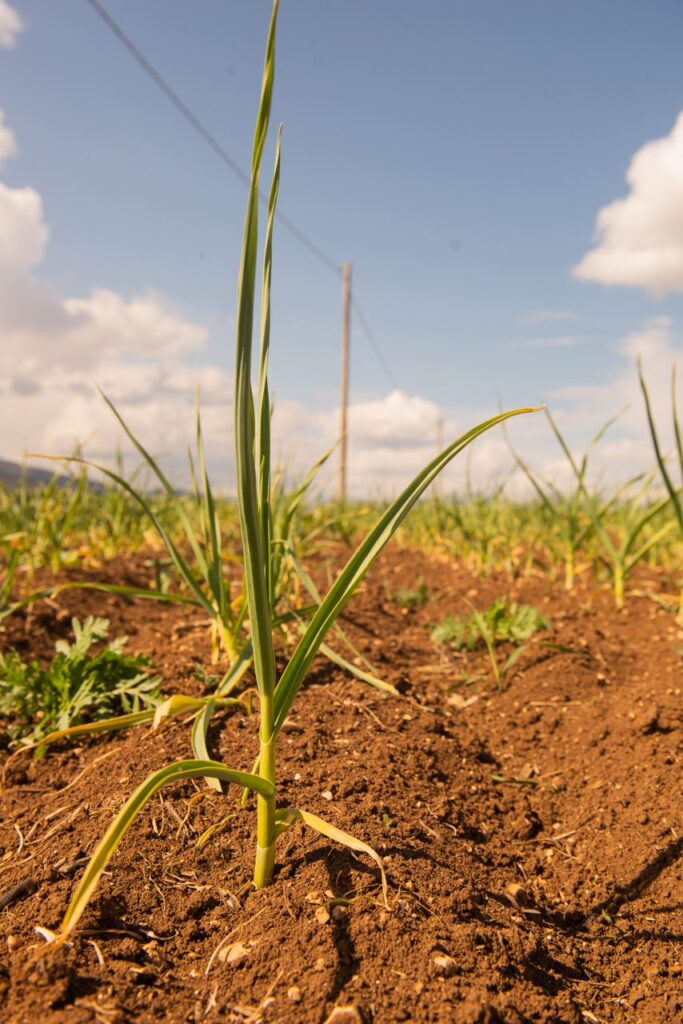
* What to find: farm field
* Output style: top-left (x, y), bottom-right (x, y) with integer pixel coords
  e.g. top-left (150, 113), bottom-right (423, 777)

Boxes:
top-left (2, 2), bottom-right (683, 1022)
top-left (0, 509), bottom-right (681, 1024)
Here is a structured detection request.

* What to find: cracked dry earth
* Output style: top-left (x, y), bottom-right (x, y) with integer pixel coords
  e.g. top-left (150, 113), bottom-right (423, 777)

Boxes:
top-left (0, 544), bottom-right (681, 1023)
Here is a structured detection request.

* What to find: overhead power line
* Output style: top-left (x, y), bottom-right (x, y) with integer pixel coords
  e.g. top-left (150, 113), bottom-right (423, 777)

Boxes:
top-left (84, 0), bottom-right (341, 276)
top-left (83, 0), bottom-right (399, 389)
top-left (351, 297), bottom-right (399, 390)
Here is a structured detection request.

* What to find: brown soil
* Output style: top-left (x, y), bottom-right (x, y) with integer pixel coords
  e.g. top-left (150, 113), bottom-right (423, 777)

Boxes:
top-left (0, 546), bottom-right (681, 1024)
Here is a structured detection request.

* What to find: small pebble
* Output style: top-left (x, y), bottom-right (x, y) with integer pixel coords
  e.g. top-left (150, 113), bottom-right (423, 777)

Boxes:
top-left (432, 953), bottom-right (458, 977)
top-left (287, 986), bottom-right (302, 1003)
top-left (218, 941), bottom-right (248, 965)
top-left (315, 906), bottom-right (331, 925)
top-left (323, 1007), bottom-right (362, 1024)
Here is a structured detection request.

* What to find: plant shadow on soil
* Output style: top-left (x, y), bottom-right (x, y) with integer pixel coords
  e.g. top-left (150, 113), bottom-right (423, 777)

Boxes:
top-left (0, 543), bottom-right (681, 1023)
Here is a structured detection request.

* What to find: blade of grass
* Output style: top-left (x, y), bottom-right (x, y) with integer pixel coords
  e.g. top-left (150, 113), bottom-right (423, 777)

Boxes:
top-left (639, 358), bottom-right (683, 533)
top-left (318, 641), bottom-right (399, 697)
top-left (270, 441), bottom-right (338, 604)
top-left (233, 6), bottom-right (277, 703)
top-left (499, 642), bottom-right (528, 685)
top-left (59, 759), bottom-right (274, 939)
top-left (626, 517), bottom-right (677, 568)
top-left (286, 544), bottom-right (383, 678)
top-left (26, 694), bottom-right (238, 755)
top-left (195, 392), bottom-right (230, 629)
top-left (215, 641), bottom-right (255, 697)
top-left (257, 127), bottom-right (281, 604)
top-left (191, 699), bottom-right (222, 791)
top-left (673, 363), bottom-right (683, 479)
top-left (97, 391), bottom-right (211, 580)
top-left (151, 693), bottom-right (238, 729)
top-left (233, 0), bottom-right (280, 888)
top-left (272, 407), bottom-right (539, 737)
top-left (28, 453), bottom-right (216, 620)
top-left (468, 605), bottom-right (501, 689)
top-left (52, 581), bottom-right (197, 605)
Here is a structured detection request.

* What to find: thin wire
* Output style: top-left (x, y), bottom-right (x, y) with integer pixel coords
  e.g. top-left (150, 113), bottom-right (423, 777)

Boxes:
top-left (84, 0), bottom-right (342, 277)
top-left (83, 0), bottom-right (400, 390)
top-left (352, 297), bottom-right (399, 389)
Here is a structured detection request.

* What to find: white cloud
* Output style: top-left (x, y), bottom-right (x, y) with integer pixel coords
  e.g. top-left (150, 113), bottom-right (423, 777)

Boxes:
top-left (0, 1), bottom-right (22, 49)
top-left (0, 167), bottom-right (513, 499)
top-left (346, 392), bottom-right (442, 494)
top-left (0, 1), bottom-right (680, 503)
top-left (0, 170), bottom-right (219, 473)
top-left (0, 181), bottom-right (47, 271)
top-left (348, 391), bottom-right (440, 448)
top-left (33, 362), bottom-right (233, 470)
top-left (574, 112), bottom-right (683, 297)
top-left (1, 121), bottom-right (681, 500)
top-left (550, 317), bottom-right (677, 415)
top-left (63, 288), bottom-right (207, 364)
top-left (542, 316), bottom-right (682, 489)
top-left (0, 176), bottom-right (208, 380)
top-left (269, 391), bottom-right (444, 498)
top-left (0, 109), bottom-right (17, 165)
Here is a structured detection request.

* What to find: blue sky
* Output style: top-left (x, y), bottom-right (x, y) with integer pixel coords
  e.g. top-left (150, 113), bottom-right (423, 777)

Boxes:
top-left (1, 1), bottom-right (682, 493)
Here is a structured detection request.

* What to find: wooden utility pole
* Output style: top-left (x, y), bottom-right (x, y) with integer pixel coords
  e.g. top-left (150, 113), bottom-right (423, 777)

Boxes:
top-left (338, 261), bottom-right (352, 502)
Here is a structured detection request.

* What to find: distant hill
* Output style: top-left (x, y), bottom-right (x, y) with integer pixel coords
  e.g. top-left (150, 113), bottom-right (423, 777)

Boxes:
top-left (0, 459), bottom-right (103, 490)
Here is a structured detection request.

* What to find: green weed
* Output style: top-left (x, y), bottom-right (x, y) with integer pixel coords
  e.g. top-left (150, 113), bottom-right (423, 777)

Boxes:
top-left (432, 597), bottom-right (548, 649)
top-left (432, 597), bottom-right (548, 689)
top-left (384, 577), bottom-right (429, 608)
top-left (0, 617), bottom-right (161, 751)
